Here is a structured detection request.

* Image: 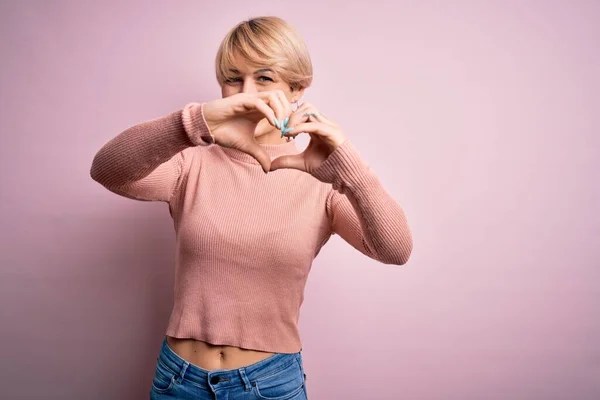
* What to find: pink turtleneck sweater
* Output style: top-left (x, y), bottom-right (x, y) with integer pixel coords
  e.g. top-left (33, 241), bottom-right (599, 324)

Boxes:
top-left (90, 102), bottom-right (412, 353)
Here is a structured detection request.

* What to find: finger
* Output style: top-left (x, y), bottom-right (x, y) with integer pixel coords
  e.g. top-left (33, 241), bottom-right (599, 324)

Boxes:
top-left (286, 112), bottom-right (337, 138)
top-left (284, 121), bottom-right (334, 138)
top-left (304, 111), bottom-right (320, 121)
top-left (284, 110), bottom-right (310, 136)
top-left (245, 97), bottom-right (278, 128)
top-left (239, 141), bottom-right (272, 173)
top-left (288, 102), bottom-right (313, 127)
top-left (274, 90), bottom-right (293, 126)
top-left (287, 105), bottom-right (310, 128)
top-left (302, 110), bottom-right (336, 127)
top-left (287, 103), bottom-right (335, 132)
top-left (257, 91), bottom-right (285, 127)
top-left (265, 91), bottom-right (285, 127)
top-left (302, 111), bottom-right (322, 127)
top-left (270, 153), bottom-right (306, 172)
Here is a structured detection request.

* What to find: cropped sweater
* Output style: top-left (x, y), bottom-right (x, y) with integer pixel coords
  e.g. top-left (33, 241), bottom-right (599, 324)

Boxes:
top-left (90, 102), bottom-right (413, 353)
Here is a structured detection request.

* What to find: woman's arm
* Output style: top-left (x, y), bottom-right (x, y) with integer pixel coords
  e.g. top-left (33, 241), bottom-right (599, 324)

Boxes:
top-left (315, 140), bottom-right (413, 265)
top-left (267, 105), bottom-right (412, 265)
top-left (90, 104), bottom-right (212, 202)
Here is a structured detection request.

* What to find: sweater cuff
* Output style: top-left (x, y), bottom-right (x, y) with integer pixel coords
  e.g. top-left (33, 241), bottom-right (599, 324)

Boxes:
top-left (181, 102), bottom-right (215, 146)
top-left (311, 139), bottom-right (378, 192)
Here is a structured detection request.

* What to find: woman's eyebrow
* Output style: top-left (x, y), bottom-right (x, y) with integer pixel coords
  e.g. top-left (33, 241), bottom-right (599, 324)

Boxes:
top-left (227, 68), bottom-right (273, 74)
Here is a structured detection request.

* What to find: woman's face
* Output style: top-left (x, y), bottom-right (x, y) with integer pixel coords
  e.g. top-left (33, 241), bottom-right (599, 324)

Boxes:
top-left (221, 53), bottom-right (299, 103)
top-left (221, 52), bottom-right (303, 140)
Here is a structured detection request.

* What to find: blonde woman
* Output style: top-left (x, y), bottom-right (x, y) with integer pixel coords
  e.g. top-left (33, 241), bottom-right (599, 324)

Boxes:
top-left (91, 16), bottom-right (412, 400)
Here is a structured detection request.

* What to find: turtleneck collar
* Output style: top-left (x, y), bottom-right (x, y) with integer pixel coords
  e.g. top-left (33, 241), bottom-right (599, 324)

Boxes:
top-left (221, 139), bottom-right (301, 164)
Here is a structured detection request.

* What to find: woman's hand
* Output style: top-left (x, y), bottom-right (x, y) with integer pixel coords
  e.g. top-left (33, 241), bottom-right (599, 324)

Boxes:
top-left (202, 90), bottom-right (293, 172)
top-left (270, 102), bottom-right (346, 173)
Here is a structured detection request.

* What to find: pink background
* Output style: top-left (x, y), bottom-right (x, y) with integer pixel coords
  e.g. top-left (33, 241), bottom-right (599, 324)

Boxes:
top-left (1, 1), bottom-right (599, 399)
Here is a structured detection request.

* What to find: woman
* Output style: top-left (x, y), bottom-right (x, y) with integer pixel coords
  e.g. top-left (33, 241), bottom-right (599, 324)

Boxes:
top-left (90, 16), bottom-right (412, 400)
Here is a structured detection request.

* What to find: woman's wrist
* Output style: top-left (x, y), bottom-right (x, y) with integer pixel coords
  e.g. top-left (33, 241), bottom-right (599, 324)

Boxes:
top-left (182, 102), bottom-right (216, 146)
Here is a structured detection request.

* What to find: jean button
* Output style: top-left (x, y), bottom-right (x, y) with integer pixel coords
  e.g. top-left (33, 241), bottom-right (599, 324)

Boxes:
top-left (210, 376), bottom-right (220, 385)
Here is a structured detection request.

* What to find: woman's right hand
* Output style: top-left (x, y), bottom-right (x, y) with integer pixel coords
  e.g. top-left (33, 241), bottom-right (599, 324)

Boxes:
top-left (202, 90), bottom-right (293, 173)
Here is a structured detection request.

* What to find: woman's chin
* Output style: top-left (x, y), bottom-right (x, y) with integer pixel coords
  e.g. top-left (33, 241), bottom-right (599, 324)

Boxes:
top-left (253, 118), bottom-right (274, 137)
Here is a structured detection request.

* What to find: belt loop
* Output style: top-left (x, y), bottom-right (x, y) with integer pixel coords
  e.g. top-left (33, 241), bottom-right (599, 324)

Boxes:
top-left (238, 368), bottom-right (252, 391)
top-left (176, 361), bottom-right (189, 384)
top-left (296, 352), bottom-right (304, 373)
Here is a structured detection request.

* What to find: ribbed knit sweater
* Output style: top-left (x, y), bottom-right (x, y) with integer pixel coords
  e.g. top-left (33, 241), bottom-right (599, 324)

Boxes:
top-left (90, 102), bottom-right (413, 353)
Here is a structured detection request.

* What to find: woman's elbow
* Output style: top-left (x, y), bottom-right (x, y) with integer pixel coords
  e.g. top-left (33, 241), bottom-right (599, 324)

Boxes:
top-left (382, 238), bottom-right (413, 266)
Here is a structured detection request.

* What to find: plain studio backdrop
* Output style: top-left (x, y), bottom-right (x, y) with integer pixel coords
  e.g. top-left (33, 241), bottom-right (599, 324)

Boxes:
top-left (1, 1), bottom-right (598, 399)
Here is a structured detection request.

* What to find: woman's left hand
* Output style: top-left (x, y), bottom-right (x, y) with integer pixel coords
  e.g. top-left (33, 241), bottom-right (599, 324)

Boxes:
top-left (270, 102), bottom-right (346, 173)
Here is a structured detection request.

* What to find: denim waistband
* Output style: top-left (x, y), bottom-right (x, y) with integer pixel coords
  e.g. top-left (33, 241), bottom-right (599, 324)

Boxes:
top-left (157, 336), bottom-right (304, 390)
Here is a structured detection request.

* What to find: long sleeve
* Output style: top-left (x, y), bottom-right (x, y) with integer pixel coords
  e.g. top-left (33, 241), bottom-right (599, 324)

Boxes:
top-left (90, 103), bottom-right (213, 202)
top-left (311, 140), bottom-right (413, 265)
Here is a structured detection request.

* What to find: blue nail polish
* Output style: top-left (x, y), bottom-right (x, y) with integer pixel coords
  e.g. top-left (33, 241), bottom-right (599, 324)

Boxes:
top-left (283, 127), bottom-right (293, 135)
top-left (283, 117), bottom-right (289, 128)
top-left (274, 118), bottom-right (281, 129)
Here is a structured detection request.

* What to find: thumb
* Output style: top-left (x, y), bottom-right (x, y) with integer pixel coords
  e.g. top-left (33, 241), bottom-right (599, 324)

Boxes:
top-left (240, 142), bottom-right (272, 173)
top-left (270, 154), bottom-right (306, 172)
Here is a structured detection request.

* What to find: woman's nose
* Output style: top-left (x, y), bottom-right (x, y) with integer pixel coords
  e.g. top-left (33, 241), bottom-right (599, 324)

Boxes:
top-left (241, 79), bottom-right (257, 94)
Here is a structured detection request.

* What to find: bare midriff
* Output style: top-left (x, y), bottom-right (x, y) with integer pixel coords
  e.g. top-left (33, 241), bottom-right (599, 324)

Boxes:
top-left (166, 336), bottom-right (276, 371)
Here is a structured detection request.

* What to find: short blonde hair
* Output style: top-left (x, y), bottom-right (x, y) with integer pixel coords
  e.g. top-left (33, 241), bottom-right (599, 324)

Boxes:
top-left (215, 16), bottom-right (313, 91)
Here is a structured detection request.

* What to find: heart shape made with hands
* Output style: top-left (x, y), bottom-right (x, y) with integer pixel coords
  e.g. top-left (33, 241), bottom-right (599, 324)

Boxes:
top-left (269, 107), bottom-right (346, 174)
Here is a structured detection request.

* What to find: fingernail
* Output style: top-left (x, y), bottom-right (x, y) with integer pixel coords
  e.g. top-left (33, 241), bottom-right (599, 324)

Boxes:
top-left (274, 118), bottom-right (281, 129)
top-left (283, 127), bottom-right (294, 135)
top-left (283, 117), bottom-right (289, 128)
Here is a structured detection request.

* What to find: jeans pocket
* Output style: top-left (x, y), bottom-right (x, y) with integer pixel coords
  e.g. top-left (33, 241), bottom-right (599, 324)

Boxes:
top-left (151, 358), bottom-right (177, 394)
top-left (252, 359), bottom-right (305, 400)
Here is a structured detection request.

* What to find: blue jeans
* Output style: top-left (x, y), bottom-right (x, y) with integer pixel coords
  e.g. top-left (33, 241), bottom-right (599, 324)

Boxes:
top-left (150, 337), bottom-right (308, 399)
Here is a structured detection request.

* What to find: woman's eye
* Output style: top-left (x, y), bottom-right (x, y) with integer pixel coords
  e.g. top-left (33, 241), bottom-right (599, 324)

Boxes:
top-left (224, 76), bottom-right (272, 84)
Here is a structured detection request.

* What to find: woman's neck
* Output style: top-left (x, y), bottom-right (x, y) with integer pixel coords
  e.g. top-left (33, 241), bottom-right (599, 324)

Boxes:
top-left (255, 127), bottom-right (291, 145)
